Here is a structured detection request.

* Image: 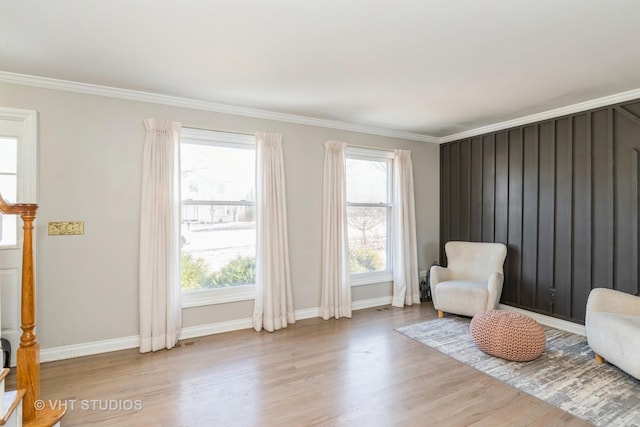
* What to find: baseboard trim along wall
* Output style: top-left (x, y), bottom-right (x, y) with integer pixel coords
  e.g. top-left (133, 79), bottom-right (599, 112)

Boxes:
top-left (498, 304), bottom-right (586, 336)
top-left (38, 298), bottom-right (583, 364)
top-left (39, 296), bottom-right (393, 364)
top-left (39, 335), bottom-right (141, 365)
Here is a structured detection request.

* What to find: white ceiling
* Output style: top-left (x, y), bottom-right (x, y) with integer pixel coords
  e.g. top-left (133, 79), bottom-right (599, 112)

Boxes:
top-left (2, 0), bottom-right (640, 142)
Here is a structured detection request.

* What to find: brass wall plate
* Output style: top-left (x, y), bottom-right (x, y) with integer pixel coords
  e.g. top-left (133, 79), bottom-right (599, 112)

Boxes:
top-left (48, 221), bottom-right (84, 236)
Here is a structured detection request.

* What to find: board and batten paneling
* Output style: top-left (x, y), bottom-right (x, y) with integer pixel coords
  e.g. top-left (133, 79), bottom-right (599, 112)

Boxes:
top-left (440, 99), bottom-right (640, 324)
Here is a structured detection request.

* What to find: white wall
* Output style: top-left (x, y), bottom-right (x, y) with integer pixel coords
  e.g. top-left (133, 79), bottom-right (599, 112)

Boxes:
top-left (0, 82), bottom-right (440, 352)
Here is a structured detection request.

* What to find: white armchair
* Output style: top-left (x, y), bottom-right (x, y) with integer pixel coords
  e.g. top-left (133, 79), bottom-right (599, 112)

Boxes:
top-left (430, 241), bottom-right (507, 318)
top-left (586, 288), bottom-right (640, 379)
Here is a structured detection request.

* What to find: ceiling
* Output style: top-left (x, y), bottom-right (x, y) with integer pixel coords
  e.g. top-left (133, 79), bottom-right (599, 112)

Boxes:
top-left (2, 0), bottom-right (640, 142)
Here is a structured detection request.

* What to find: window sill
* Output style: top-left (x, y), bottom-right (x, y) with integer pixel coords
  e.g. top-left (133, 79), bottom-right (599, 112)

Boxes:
top-left (181, 285), bottom-right (256, 308)
top-left (350, 271), bottom-right (393, 287)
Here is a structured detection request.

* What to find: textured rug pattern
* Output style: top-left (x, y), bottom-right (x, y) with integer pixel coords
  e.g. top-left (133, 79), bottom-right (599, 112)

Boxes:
top-left (396, 316), bottom-right (640, 427)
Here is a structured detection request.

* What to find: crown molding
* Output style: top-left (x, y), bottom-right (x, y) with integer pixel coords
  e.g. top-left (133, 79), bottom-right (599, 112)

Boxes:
top-left (439, 87), bottom-right (640, 143)
top-left (0, 71), bottom-right (438, 143)
top-left (4, 71), bottom-right (639, 145)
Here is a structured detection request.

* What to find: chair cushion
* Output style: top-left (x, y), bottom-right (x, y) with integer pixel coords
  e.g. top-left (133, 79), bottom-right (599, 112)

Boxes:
top-left (435, 280), bottom-right (488, 317)
top-left (470, 310), bottom-right (546, 362)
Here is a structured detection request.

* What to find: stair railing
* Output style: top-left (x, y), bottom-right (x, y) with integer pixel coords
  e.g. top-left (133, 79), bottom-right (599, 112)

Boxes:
top-left (0, 193), bottom-right (65, 424)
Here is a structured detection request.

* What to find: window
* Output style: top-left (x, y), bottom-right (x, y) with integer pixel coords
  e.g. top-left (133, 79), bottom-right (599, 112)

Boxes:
top-left (180, 128), bottom-right (256, 307)
top-left (346, 147), bottom-right (393, 285)
top-left (0, 109), bottom-right (37, 360)
top-left (0, 136), bottom-right (18, 247)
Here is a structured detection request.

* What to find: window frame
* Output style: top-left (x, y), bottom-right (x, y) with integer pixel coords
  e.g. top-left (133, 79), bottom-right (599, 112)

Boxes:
top-left (0, 135), bottom-right (18, 247)
top-left (345, 147), bottom-right (394, 286)
top-left (179, 128), bottom-right (256, 308)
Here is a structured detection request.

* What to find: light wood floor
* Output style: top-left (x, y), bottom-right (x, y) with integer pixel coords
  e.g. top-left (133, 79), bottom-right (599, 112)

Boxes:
top-left (8, 303), bottom-right (589, 426)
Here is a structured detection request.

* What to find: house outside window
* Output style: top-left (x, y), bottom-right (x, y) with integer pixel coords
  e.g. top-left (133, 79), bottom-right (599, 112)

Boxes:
top-left (180, 128), bottom-right (256, 307)
top-left (346, 147), bottom-right (394, 286)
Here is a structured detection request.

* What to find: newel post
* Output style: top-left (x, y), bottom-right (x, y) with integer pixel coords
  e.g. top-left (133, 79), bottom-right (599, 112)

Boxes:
top-left (16, 207), bottom-right (39, 422)
top-left (0, 192), bottom-right (66, 426)
top-left (0, 194), bottom-right (40, 421)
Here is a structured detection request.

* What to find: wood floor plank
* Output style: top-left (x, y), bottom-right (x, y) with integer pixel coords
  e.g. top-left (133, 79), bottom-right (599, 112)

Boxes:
top-left (6, 304), bottom-right (590, 426)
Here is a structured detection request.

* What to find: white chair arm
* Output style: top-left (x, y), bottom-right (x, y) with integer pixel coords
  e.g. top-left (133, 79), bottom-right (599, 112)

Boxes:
top-left (486, 272), bottom-right (504, 310)
top-left (429, 265), bottom-right (449, 310)
top-left (430, 265), bottom-right (449, 286)
top-left (487, 272), bottom-right (504, 291)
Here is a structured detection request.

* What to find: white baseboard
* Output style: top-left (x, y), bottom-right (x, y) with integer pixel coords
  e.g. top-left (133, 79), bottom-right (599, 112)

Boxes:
top-left (37, 296), bottom-right (393, 363)
top-left (498, 304), bottom-right (586, 336)
top-left (39, 335), bottom-right (140, 364)
top-left (38, 300), bottom-right (584, 364)
top-left (352, 296), bottom-right (393, 310)
top-left (294, 306), bottom-right (321, 320)
top-left (180, 317), bottom-right (253, 340)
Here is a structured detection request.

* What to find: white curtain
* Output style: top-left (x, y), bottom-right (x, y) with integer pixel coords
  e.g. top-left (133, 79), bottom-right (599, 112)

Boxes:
top-left (139, 118), bottom-right (182, 352)
top-left (392, 149), bottom-right (421, 307)
top-left (320, 140), bottom-right (352, 320)
top-left (253, 132), bottom-right (295, 332)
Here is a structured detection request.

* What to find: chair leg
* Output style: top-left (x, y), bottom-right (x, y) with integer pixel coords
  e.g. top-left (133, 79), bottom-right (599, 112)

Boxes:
top-left (595, 353), bottom-right (605, 364)
top-left (437, 310), bottom-right (444, 318)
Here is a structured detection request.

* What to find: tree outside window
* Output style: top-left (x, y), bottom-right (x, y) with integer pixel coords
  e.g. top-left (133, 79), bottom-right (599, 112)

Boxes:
top-left (345, 151), bottom-right (393, 280)
top-left (180, 131), bottom-right (256, 292)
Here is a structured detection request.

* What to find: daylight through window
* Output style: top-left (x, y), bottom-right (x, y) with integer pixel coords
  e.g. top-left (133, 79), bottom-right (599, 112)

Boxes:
top-left (180, 129), bottom-right (256, 293)
top-left (0, 136), bottom-right (18, 247)
top-left (346, 147), bottom-right (393, 284)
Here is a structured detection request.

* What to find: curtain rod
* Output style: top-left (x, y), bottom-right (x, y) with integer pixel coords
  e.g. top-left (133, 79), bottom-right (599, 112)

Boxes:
top-left (321, 139), bottom-right (392, 151)
top-left (182, 126), bottom-right (254, 137)
top-left (346, 144), bottom-right (394, 152)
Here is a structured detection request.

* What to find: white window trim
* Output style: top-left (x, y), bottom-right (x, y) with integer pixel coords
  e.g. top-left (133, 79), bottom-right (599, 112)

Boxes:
top-left (181, 285), bottom-right (256, 308)
top-left (350, 271), bottom-right (394, 286)
top-left (179, 128), bottom-right (256, 308)
top-left (0, 108), bottom-right (37, 249)
top-left (0, 108), bottom-right (37, 203)
top-left (181, 127), bottom-right (255, 147)
top-left (346, 146), bottom-right (394, 287)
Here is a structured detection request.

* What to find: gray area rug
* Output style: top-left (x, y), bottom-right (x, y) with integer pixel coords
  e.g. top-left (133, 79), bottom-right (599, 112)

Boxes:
top-left (396, 316), bottom-right (640, 427)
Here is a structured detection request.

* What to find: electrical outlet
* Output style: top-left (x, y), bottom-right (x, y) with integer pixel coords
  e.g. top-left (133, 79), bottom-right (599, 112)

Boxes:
top-left (549, 288), bottom-right (557, 301)
top-left (48, 221), bottom-right (84, 236)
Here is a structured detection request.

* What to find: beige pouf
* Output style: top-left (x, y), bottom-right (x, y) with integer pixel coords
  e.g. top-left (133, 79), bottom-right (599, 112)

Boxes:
top-left (470, 310), bottom-right (546, 362)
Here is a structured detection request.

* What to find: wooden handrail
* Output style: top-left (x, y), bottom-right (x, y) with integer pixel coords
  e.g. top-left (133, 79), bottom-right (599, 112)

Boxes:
top-left (0, 193), bottom-right (65, 425)
top-left (0, 199), bottom-right (38, 217)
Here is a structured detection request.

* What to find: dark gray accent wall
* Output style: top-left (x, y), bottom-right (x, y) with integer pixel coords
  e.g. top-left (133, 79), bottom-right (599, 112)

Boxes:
top-left (440, 99), bottom-right (640, 324)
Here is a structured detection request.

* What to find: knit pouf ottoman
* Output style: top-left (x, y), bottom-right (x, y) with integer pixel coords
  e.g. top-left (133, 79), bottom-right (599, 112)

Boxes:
top-left (470, 310), bottom-right (546, 362)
